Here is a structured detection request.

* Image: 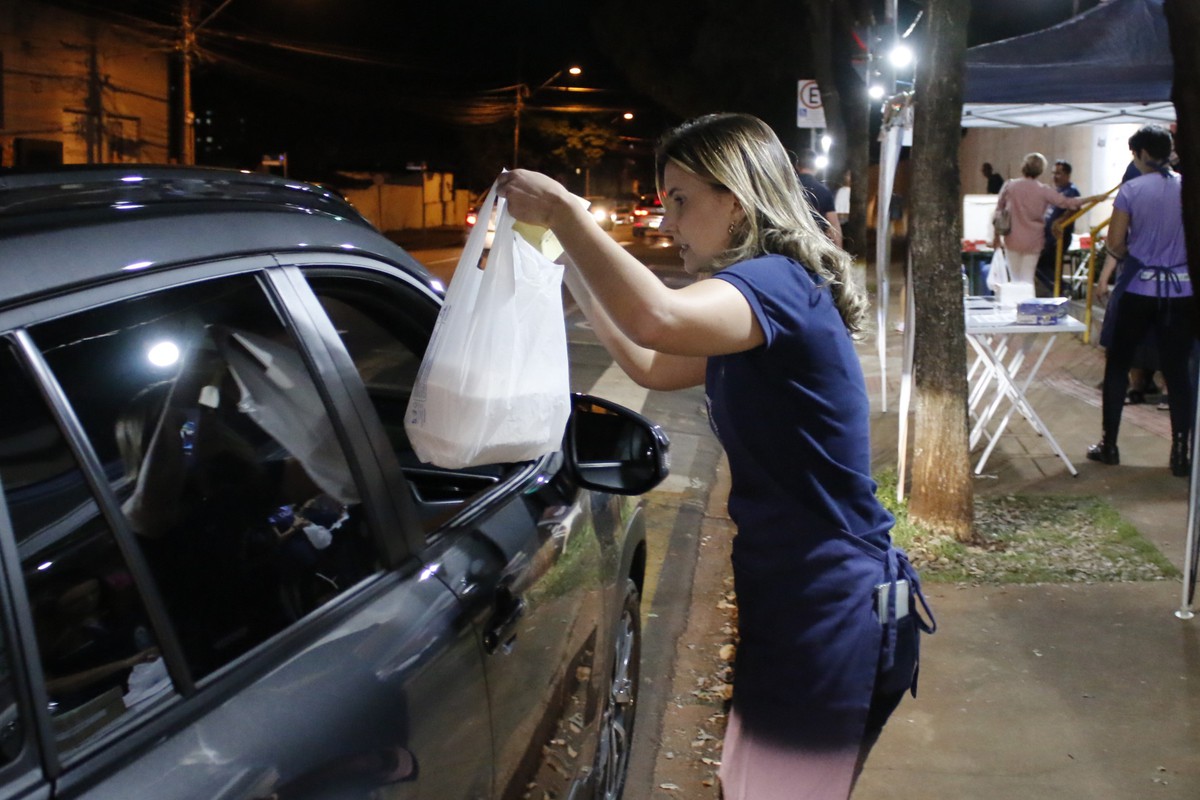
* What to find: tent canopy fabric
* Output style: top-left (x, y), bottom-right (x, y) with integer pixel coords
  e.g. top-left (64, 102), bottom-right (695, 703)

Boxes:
top-left (962, 0), bottom-right (1173, 127)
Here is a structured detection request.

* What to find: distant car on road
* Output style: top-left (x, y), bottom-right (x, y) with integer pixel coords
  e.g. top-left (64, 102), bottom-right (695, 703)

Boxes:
top-left (464, 205), bottom-right (496, 249)
top-left (585, 197), bottom-right (620, 231)
top-left (611, 199), bottom-right (635, 226)
top-left (0, 165), bottom-right (670, 800)
top-left (631, 195), bottom-right (665, 238)
top-left (470, 196), bottom-right (621, 240)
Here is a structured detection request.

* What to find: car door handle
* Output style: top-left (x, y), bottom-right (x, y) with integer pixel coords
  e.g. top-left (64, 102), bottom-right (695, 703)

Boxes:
top-left (483, 585), bottom-right (525, 655)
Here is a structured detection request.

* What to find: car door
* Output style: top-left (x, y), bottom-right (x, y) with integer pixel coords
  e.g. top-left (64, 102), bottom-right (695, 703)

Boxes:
top-left (0, 509), bottom-right (52, 800)
top-left (288, 262), bottom-right (616, 798)
top-left (0, 267), bottom-right (493, 799)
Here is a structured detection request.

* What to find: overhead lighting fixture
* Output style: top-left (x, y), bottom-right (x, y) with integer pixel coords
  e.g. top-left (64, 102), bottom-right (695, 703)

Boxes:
top-left (890, 44), bottom-right (915, 69)
top-left (147, 341), bottom-right (180, 368)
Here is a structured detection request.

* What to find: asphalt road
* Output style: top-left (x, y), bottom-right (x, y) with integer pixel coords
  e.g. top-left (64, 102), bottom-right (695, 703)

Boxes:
top-left (407, 225), bottom-right (724, 795)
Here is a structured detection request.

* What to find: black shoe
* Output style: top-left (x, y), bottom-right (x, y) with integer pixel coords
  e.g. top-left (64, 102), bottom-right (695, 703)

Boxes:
top-left (1087, 441), bottom-right (1120, 465)
top-left (1125, 390), bottom-right (1146, 405)
top-left (1170, 434), bottom-right (1190, 478)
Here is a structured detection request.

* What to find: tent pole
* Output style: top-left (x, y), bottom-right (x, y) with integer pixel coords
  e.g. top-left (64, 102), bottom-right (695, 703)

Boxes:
top-left (896, 250), bottom-right (916, 503)
top-left (1176, 352), bottom-right (1200, 619)
top-left (875, 123), bottom-right (904, 412)
top-left (875, 143), bottom-right (892, 413)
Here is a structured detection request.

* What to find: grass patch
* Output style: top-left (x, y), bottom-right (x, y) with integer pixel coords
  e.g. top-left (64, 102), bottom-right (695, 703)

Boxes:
top-left (876, 471), bottom-right (1179, 584)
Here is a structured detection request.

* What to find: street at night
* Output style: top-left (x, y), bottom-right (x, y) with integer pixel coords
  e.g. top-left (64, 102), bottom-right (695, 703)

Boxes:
top-left (4, 0), bottom-right (1200, 798)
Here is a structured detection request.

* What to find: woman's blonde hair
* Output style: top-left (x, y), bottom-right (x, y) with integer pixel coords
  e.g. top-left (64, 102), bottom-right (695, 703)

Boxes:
top-left (655, 113), bottom-right (868, 336)
top-left (1021, 152), bottom-right (1047, 178)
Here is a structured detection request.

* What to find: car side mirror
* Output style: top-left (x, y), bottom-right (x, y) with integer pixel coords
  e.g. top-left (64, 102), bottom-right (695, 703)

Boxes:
top-left (564, 393), bottom-right (670, 495)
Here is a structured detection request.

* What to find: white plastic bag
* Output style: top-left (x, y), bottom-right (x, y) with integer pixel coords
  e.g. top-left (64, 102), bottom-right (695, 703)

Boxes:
top-left (986, 248), bottom-right (1010, 293)
top-left (404, 183), bottom-right (570, 468)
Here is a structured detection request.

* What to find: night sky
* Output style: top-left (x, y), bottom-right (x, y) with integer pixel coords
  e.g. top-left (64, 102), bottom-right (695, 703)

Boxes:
top-left (53, 0), bottom-right (1105, 184)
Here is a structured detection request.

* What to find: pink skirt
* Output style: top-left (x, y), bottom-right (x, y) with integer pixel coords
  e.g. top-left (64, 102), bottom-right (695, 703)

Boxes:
top-left (718, 708), bottom-right (858, 800)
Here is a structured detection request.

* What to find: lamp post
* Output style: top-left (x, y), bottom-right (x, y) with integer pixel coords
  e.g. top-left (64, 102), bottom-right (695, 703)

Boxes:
top-left (513, 65), bottom-right (581, 168)
top-left (178, 0), bottom-right (239, 165)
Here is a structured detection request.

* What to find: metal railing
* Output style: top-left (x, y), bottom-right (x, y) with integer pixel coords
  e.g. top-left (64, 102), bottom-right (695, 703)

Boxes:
top-left (1050, 185), bottom-right (1120, 343)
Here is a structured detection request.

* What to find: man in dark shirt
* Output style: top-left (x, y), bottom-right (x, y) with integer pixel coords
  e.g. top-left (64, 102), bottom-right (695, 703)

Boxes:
top-left (982, 162), bottom-right (1004, 194)
top-left (795, 149), bottom-right (842, 248)
top-left (1035, 159), bottom-right (1082, 292)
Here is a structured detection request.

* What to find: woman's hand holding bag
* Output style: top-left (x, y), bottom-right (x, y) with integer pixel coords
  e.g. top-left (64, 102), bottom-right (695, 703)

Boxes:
top-left (404, 181), bottom-right (570, 468)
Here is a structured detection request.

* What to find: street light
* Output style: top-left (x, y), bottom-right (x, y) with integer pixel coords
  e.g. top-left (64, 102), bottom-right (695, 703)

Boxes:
top-left (513, 65), bottom-right (582, 168)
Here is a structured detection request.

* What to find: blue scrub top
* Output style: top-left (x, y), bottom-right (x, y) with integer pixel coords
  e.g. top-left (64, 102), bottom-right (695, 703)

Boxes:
top-left (708, 254), bottom-right (893, 563)
top-left (706, 254), bottom-right (906, 749)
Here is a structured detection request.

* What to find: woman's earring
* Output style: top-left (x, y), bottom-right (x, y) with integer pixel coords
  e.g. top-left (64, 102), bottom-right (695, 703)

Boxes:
top-left (728, 222), bottom-right (736, 235)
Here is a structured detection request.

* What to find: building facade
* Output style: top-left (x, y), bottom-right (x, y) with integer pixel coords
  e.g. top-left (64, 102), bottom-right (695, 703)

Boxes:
top-left (1, 2), bottom-right (170, 167)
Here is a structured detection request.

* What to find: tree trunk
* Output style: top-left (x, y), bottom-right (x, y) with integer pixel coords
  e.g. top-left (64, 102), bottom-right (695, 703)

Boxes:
top-left (800, 1), bottom-right (872, 260)
top-left (906, 0), bottom-right (974, 540)
top-left (1164, 0), bottom-right (1200, 334)
top-left (802, 3), bottom-right (842, 167)
top-left (833, 3), bottom-right (871, 260)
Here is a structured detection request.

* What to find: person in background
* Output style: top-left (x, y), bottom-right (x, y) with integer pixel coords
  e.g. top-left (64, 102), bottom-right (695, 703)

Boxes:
top-left (982, 162), bottom-right (1004, 194)
top-left (497, 113), bottom-right (932, 800)
top-left (834, 169), bottom-right (851, 227)
top-left (1034, 159), bottom-right (1082, 294)
top-left (1121, 159), bottom-right (1143, 184)
top-left (796, 148), bottom-right (844, 248)
top-left (992, 152), bottom-right (1102, 286)
top-left (1110, 156), bottom-right (1166, 408)
top-left (1088, 125), bottom-right (1193, 477)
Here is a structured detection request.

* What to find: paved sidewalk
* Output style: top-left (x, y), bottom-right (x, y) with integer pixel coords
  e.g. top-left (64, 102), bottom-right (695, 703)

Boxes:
top-left (639, 278), bottom-right (1198, 799)
top-left (853, 318), bottom-right (1199, 798)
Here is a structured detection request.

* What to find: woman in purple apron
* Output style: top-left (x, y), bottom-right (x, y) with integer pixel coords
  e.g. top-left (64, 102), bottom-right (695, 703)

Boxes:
top-left (498, 113), bottom-right (933, 799)
top-left (1089, 125), bottom-right (1194, 476)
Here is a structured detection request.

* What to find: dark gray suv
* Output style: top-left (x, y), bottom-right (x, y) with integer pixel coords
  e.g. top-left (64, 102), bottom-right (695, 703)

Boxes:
top-left (0, 167), bottom-right (668, 799)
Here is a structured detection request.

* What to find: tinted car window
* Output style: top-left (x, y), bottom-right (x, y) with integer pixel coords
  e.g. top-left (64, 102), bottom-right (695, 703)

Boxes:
top-left (31, 275), bottom-right (380, 680)
top-left (0, 341), bottom-right (166, 756)
top-left (0, 624), bottom-right (20, 766)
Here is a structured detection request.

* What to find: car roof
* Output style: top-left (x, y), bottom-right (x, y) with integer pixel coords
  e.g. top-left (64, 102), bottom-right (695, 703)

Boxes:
top-left (0, 165), bottom-right (432, 306)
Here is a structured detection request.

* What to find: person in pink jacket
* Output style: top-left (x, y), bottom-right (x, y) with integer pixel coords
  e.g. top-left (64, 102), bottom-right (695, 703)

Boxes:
top-left (991, 153), bottom-right (1102, 286)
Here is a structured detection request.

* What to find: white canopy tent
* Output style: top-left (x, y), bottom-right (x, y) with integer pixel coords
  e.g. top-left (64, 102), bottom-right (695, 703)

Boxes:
top-left (962, 102), bottom-right (1175, 129)
top-left (962, 0), bottom-right (1172, 125)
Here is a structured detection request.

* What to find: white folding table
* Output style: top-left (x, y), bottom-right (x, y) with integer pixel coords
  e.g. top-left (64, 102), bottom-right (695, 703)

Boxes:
top-left (964, 297), bottom-right (1085, 476)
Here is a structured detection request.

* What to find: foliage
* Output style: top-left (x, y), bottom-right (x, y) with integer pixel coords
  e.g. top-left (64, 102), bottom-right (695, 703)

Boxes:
top-left (876, 471), bottom-right (1178, 584)
top-left (526, 116), bottom-right (621, 171)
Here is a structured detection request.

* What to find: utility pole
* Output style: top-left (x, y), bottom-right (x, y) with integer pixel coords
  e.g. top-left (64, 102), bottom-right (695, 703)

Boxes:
top-left (179, 0), bottom-right (195, 165)
top-left (513, 85), bottom-right (526, 168)
top-left (178, 0), bottom-right (237, 165)
top-left (512, 66), bottom-right (581, 169)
